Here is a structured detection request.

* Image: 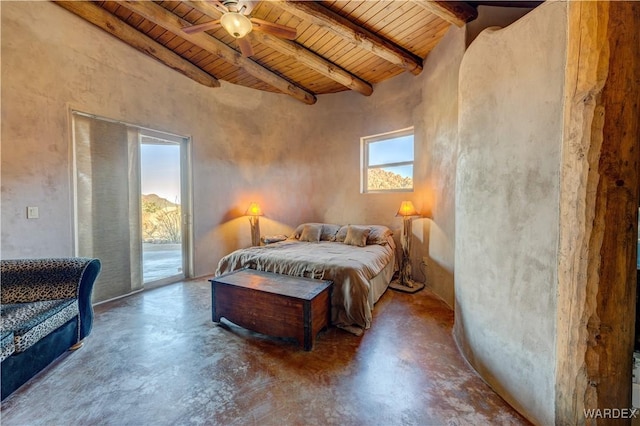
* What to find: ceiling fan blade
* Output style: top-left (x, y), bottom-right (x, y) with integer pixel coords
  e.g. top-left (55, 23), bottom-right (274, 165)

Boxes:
top-left (182, 20), bottom-right (222, 35)
top-left (237, 37), bottom-right (255, 57)
top-left (250, 18), bottom-right (297, 40)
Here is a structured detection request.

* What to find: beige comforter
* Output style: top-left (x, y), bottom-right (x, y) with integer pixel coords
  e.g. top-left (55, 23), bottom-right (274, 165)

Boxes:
top-left (215, 239), bottom-right (395, 330)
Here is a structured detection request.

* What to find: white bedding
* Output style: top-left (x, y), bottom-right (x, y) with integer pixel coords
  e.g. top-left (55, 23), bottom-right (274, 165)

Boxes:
top-left (215, 238), bottom-right (396, 332)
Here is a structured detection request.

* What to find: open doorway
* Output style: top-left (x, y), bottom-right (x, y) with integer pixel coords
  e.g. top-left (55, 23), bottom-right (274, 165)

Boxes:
top-left (140, 132), bottom-right (191, 287)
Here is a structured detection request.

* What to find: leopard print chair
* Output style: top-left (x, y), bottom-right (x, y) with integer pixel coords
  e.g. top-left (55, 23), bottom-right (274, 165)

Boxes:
top-left (1, 258), bottom-right (101, 400)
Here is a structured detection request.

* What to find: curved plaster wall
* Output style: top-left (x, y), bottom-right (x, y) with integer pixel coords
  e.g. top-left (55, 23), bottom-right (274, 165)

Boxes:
top-left (0, 1), bottom-right (333, 279)
top-left (302, 27), bottom-right (465, 308)
top-left (2, 3), bottom-right (573, 421)
top-left (1, 0), bottom-right (461, 300)
top-left (455, 3), bottom-right (566, 424)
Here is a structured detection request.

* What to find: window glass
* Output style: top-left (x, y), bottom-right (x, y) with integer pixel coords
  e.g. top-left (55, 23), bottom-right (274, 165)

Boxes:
top-left (368, 135), bottom-right (414, 166)
top-left (362, 128), bottom-right (414, 193)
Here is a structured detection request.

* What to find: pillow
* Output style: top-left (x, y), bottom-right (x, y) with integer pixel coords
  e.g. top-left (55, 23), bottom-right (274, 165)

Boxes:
top-left (333, 225), bottom-right (349, 242)
top-left (366, 225), bottom-right (393, 245)
top-left (292, 223), bottom-right (309, 239)
top-left (291, 223), bottom-right (341, 241)
top-left (262, 234), bottom-right (287, 244)
top-left (343, 225), bottom-right (371, 247)
top-left (320, 224), bottom-right (341, 241)
top-left (299, 224), bottom-right (322, 242)
top-left (291, 223), bottom-right (321, 239)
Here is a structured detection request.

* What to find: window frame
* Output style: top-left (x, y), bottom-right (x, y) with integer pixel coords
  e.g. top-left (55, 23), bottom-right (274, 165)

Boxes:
top-left (361, 127), bottom-right (415, 194)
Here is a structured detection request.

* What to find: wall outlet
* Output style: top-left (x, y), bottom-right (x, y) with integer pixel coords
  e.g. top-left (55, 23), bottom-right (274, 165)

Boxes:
top-left (27, 206), bottom-right (39, 219)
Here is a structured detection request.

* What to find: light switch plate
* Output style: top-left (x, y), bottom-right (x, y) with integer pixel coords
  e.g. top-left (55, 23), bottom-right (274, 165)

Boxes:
top-left (27, 206), bottom-right (39, 219)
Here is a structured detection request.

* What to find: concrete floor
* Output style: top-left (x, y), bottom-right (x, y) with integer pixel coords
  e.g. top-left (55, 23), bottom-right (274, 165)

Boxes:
top-left (1, 278), bottom-right (530, 425)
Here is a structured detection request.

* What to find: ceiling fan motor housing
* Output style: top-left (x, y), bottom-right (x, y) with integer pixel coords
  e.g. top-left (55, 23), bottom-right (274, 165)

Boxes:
top-left (222, 0), bottom-right (240, 11)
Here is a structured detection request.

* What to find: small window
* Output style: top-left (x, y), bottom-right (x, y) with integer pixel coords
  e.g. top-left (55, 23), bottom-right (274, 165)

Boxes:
top-left (361, 127), bottom-right (414, 193)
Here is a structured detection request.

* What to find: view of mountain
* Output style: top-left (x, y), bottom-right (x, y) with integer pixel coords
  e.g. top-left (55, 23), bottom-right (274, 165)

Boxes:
top-left (142, 194), bottom-right (181, 243)
top-left (142, 193), bottom-right (177, 208)
top-left (368, 168), bottom-right (413, 190)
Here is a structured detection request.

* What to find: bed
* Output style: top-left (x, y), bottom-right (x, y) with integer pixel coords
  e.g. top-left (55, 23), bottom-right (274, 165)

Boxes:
top-left (215, 223), bottom-right (397, 334)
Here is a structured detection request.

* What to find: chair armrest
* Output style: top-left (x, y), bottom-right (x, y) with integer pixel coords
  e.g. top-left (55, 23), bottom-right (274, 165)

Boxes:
top-left (76, 258), bottom-right (101, 340)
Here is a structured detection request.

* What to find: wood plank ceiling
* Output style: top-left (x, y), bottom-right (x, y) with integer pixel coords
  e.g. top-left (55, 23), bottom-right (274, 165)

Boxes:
top-left (52, 1), bottom-right (521, 105)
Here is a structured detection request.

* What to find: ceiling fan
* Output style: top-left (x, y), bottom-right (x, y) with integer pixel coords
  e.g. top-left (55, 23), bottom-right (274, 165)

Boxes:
top-left (181, 0), bottom-right (298, 57)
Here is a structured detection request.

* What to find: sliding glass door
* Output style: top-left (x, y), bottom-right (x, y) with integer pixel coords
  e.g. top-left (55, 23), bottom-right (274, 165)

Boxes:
top-left (73, 112), bottom-right (192, 302)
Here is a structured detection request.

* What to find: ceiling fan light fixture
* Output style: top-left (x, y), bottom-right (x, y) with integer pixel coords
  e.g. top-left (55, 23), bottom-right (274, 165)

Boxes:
top-left (220, 12), bottom-right (253, 38)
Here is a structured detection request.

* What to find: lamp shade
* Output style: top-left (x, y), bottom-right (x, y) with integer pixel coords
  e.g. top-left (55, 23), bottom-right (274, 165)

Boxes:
top-left (245, 202), bottom-right (263, 216)
top-left (396, 201), bottom-right (419, 217)
top-left (220, 12), bottom-right (253, 38)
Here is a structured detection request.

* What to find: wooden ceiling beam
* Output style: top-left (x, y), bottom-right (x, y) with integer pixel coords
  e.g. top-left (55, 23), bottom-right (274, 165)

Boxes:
top-left (250, 32), bottom-right (373, 95)
top-left (274, 0), bottom-right (423, 76)
top-left (53, 1), bottom-right (220, 89)
top-left (183, 0), bottom-right (373, 96)
top-left (116, 0), bottom-right (316, 105)
top-left (410, 1), bottom-right (478, 27)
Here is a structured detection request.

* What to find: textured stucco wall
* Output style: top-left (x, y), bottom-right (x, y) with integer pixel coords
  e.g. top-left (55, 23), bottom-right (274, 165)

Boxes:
top-left (466, 5), bottom-right (533, 46)
top-left (0, 1), bottom-right (318, 276)
top-left (1, 2), bottom-right (574, 421)
top-left (303, 27), bottom-right (467, 304)
top-left (416, 26), bottom-right (466, 308)
top-left (1, 1), bottom-right (443, 286)
top-left (1, 1), bottom-right (533, 313)
top-left (300, 72), bottom-right (425, 238)
top-left (454, 3), bottom-right (566, 424)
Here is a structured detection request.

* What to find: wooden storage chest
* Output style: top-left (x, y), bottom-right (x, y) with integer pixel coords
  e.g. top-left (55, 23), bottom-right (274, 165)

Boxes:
top-left (209, 269), bottom-right (332, 351)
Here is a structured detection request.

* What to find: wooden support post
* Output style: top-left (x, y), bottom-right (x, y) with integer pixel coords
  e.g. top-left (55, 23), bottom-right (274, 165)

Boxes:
top-left (249, 216), bottom-right (261, 247)
top-left (556, 1), bottom-right (640, 424)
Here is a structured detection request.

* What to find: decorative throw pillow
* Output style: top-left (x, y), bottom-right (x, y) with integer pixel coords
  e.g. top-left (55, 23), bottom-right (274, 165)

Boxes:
top-left (262, 234), bottom-right (287, 244)
top-left (343, 225), bottom-right (371, 247)
top-left (292, 223), bottom-right (321, 239)
top-left (333, 225), bottom-right (349, 242)
top-left (320, 224), bottom-right (341, 241)
top-left (299, 224), bottom-right (322, 242)
top-left (366, 225), bottom-right (393, 245)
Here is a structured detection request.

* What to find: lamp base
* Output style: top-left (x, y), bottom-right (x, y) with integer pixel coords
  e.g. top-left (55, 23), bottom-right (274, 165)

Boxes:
top-left (389, 278), bottom-right (425, 294)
